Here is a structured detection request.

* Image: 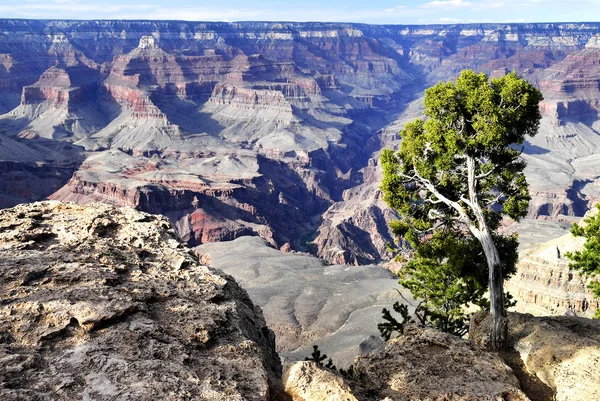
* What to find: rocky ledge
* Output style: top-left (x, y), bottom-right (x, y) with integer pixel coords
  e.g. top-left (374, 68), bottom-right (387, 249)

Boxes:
top-left (285, 325), bottom-right (529, 401)
top-left (506, 211), bottom-right (599, 318)
top-left (0, 201), bottom-right (282, 400)
top-left (285, 312), bottom-right (600, 401)
top-left (471, 312), bottom-right (600, 401)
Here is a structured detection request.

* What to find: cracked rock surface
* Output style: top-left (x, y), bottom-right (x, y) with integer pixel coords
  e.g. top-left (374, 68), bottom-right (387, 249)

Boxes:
top-left (0, 201), bottom-right (282, 400)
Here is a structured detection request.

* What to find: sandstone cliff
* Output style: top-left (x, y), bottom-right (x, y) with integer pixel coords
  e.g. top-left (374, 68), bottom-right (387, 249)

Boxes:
top-left (0, 201), bottom-right (282, 400)
top-left (506, 219), bottom-right (598, 318)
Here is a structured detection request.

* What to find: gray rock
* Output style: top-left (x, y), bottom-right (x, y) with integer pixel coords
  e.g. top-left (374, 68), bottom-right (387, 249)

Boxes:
top-left (0, 201), bottom-right (282, 400)
top-left (358, 335), bottom-right (386, 356)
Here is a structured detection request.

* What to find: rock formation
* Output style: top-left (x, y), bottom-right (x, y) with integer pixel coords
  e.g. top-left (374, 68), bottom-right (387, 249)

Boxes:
top-left (0, 201), bottom-right (282, 400)
top-left (471, 312), bottom-right (600, 401)
top-left (313, 160), bottom-right (398, 265)
top-left (4, 20), bottom-right (600, 262)
top-left (506, 215), bottom-right (599, 318)
top-left (284, 325), bottom-right (529, 401)
top-left (284, 362), bottom-right (359, 401)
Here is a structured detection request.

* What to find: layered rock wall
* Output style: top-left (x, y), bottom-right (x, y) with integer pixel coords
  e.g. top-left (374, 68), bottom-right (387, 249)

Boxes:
top-left (507, 223), bottom-right (599, 317)
top-left (4, 20), bottom-right (600, 263)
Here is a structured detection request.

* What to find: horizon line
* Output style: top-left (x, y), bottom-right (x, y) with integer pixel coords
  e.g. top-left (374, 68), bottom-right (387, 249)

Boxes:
top-left (1, 17), bottom-right (600, 27)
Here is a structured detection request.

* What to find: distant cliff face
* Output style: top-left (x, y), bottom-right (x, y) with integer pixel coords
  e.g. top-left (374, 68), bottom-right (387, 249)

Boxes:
top-left (2, 20), bottom-right (600, 263)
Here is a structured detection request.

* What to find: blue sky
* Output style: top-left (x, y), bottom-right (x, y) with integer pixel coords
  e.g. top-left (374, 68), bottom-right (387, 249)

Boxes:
top-left (1, 0), bottom-right (600, 25)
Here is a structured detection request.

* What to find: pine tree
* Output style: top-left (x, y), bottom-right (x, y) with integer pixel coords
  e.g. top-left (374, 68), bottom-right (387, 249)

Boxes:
top-left (305, 345), bottom-right (336, 370)
top-left (393, 229), bottom-right (518, 337)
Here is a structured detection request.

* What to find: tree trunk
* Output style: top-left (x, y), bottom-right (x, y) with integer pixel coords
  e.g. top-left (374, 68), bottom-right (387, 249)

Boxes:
top-left (465, 155), bottom-right (508, 349)
top-left (475, 228), bottom-right (508, 350)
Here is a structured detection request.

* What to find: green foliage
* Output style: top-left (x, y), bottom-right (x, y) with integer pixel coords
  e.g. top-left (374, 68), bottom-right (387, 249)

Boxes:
top-left (305, 345), bottom-right (336, 370)
top-left (394, 229), bottom-right (518, 336)
top-left (380, 70), bottom-right (542, 239)
top-left (378, 301), bottom-right (413, 341)
top-left (339, 365), bottom-right (355, 379)
top-left (303, 345), bottom-right (361, 378)
top-left (380, 70), bottom-right (541, 345)
top-left (566, 204), bottom-right (600, 318)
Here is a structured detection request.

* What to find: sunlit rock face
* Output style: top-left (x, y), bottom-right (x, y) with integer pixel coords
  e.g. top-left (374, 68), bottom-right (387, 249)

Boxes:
top-left (471, 312), bottom-right (600, 401)
top-left (506, 208), bottom-right (600, 318)
top-left (0, 201), bottom-right (283, 400)
top-left (3, 20), bottom-right (600, 262)
top-left (285, 325), bottom-right (529, 401)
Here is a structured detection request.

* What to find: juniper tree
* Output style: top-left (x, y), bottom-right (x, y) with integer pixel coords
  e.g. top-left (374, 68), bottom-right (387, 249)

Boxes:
top-left (391, 229), bottom-right (518, 338)
top-left (380, 70), bottom-right (542, 349)
top-left (305, 345), bottom-right (336, 370)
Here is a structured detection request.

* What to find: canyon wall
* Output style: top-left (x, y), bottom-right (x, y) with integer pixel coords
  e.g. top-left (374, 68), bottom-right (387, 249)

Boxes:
top-left (3, 20), bottom-right (600, 263)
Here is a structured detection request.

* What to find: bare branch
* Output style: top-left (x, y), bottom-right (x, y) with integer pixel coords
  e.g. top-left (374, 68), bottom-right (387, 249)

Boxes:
top-left (411, 165), bottom-right (477, 232)
top-left (396, 289), bottom-right (415, 306)
top-left (476, 167), bottom-right (495, 180)
top-left (485, 193), bottom-right (505, 206)
top-left (460, 195), bottom-right (474, 209)
top-left (413, 226), bottom-right (435, 235)
top-left (424, 198), bottom-right (445, 205)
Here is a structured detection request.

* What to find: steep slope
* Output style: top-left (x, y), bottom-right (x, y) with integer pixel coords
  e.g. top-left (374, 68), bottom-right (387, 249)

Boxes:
top-left (195, 236), bottom-right (405, 367)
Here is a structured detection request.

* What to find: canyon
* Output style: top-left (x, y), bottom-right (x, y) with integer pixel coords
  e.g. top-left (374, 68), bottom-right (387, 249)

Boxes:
top-left (2, 201), bottom-right (599, 401)
top-left (3, 20), bottom-right (600, 265)
top-left (3, 20), bottom-right (600, 400)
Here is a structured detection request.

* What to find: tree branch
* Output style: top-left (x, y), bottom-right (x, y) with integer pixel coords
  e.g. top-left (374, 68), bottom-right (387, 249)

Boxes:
top-left (411, 164), bottom-right (476, 231)
top-left (476, 167), bottom-right (495, 180)
top-left (424, 198), bottom-right (446, 205)
top-left (460, 195), bottom-right (474, 209)
top-left (466, 155), bottom-right (487, 231)
top-left (485, 192), bottom-right (505, 206)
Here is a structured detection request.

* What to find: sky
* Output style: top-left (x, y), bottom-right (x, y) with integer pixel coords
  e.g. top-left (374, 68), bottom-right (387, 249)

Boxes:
top-left (2, 0), bottom-right (600, 25)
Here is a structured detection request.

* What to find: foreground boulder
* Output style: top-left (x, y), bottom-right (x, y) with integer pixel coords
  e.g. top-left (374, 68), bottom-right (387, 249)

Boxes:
top-left (285, 325), bottom-right (529, 401)
top-left (0, 201), bottom-right (282, 400)
top-left (471, 312), bottom-right (600, 401)
top-left (284, 361), bottom-right (359, 401)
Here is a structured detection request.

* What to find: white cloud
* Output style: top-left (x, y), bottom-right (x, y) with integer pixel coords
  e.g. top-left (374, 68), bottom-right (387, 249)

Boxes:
top-left (385, 5), bottom-right (407, 12)
top-left (421, 0), bottom-right (471, 8)
top-left (0, 1), bottom-right (430, 23)
top-left (0, 2), bottom-right (158, 18)
top-left (4, 0), bottom-right (600, 24)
